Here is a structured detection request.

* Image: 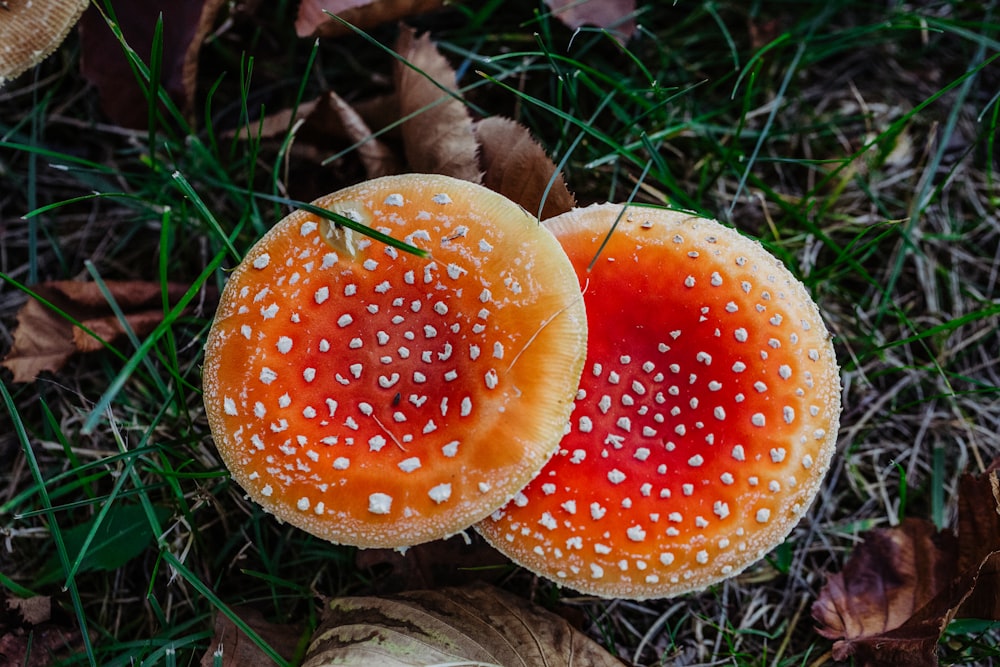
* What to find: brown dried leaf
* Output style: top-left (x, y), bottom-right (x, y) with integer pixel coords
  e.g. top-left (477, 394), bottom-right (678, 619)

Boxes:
top-left (812, 463), bottom-right (1000, 667)
top-left (296, 0), bottom-right (445, 38)
top-left (78, 0), bottom-right (227, 128)
top-left (955, 462), bottom-right (1000, 620)
top-left (352, 94), bottom-right (402, 137)
top-left (302, 583), bottom-right (623, 667)
top-left (199, 606), bottom-right (304, 667)
top-left (2, 281), bottom-right (199, 383)
top-left (0, 625), bottom-right (82, 667)
top-left (2, 294), bottom-right (75, 383)
top-left (319, 91), bottom-right (400, 178)
top-left (0, 590), bottom-right (81, 667)
top-left (475, 116), bottom-right (576, 220)
top-left (543, 0), bottom-right (637, 41)
top-left (394, 27), bottom-right (481, 183)
top-left (234, 92), bottom-right (400, 179)
top-left (4, 596), bottom-right (51, 627)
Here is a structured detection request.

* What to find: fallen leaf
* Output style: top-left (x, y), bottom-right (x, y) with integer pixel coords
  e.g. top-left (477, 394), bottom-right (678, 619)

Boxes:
top-left (0, 625), bottom-right (82, 667)
top-left (475, 116), bottom-right (576, 220)
top-left (78, 0), bottom-right (227, 128)
top-left (0, 590), bottom-right (82, 667)
top-left (234, 91), bottom-right (400, 180)
top-left (954, 461), bottom-right (1000, 620)
top-left (296, 0), bottom-right (445, 38)
top-left (544, 0), bottom-right (637, 41)
top-left (356, 533), bottom-right (509, 593)
top-left (812, 461), bottom-right (1000, 667)
top-left (394, 27), bottom-right (481, 183)
top-left (302, 583), bottom-right (623, 667)
top-left (2, 280), bottom-right (204, 383)
top-left (199, 606), bottom-right (305, 667)
top-left (4, 596), bottom-right (51, 627)
top-left (321, 91), bottom-right (400, 178)
top-left (351, 94), bottom-right (402, 138)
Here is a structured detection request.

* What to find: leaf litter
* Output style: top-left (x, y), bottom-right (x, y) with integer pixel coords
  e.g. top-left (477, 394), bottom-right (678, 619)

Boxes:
top-left (0, 589), bottom-right (85, 667)
top-left (230, 23), bottom-right (575, 216)
top-left (302, 582), bottom-right (624, 666)
top-left (812, 459), bottom-right (1000, 666)
top-left (2, 281), bottom-right (209, 383)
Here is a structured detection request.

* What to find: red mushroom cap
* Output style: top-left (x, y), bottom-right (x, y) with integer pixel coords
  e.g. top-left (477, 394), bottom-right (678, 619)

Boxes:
top-left (477, 203), bottom-right (841, 599)
top-left (203, 174), bottom-right (587, 548)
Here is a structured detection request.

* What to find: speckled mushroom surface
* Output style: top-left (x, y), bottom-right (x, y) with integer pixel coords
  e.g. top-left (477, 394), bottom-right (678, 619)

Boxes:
top-left (0, 0), bottom-right (90, 86)
top-left (203, 174), bottom-right (587, 548)
top-left (477, 203), bottom-right (841, 599)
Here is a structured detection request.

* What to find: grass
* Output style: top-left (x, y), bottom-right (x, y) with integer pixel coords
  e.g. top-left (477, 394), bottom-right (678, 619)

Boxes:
top-left (1, 0), bottom-right (999, 665)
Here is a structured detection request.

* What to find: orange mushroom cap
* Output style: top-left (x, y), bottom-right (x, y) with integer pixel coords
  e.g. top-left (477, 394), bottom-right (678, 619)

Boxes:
top-left (477, 203), bottom-right (841, 599)
top-left (0, 0), bottom-right (90, 87)
top-left (203, 174), bottom-right (587, 548)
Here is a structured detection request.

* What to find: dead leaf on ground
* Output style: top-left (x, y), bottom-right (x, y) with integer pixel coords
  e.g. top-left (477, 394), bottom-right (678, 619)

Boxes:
top-left (394, 27), bottom-right (481, 182)
top-left (0, 625), bottom-right (83, 667)
top-left (2, 281), bottom-right (207, 383)
top-left (0, 590), bottom-right (83, 667)
top-left (226, 30), bottom-right (577, 215)
top-left (356, 533), bottom-right (509, 593)
top-left (199, 606), bottom-right (305, 667)
top-left (475, 116), bottom-right (576, 220)
top-left (78, 0), bottom-right (227, 128)
top-left (296, 0), bottom-right (445, 38)
top-left (233, 91), bottom-right (400, 180)
top-left (4, 596), bottom-right (51, 627)
top-left (812, 461), bottom-right (1000, 667)
top-left (302, 582), bottom-right (624, 667)
top-left (954, 459), bottom-right (1000, 620)
top-left (544, 0), bottom-right (637, 42)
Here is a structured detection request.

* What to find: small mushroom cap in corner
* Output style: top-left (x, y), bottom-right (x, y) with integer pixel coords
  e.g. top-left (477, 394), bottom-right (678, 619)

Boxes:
top-left (477, 203), bottom-right (841, 599)
top-left (0, 0), bottom-right (91, 87)
top-left (203, 174), bottom-right (588, 549)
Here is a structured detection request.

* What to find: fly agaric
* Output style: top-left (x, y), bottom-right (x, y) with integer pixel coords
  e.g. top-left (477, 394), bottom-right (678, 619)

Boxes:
top-left (203, 174), bottom-right (587, 548)
top-left (478, 203), bottom-right (841, 599)
top-left (0, 0), bottom-right (90, 86)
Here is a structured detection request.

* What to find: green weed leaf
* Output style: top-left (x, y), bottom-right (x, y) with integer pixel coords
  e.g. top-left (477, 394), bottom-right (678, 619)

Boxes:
top-left (37, 504), bottom-right (171, 586)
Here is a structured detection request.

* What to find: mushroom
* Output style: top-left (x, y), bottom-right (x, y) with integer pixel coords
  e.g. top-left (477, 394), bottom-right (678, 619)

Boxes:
top-left (0, 0), bottom-right (90, 87)
top-left (203, 174), bottom-right (587, 549)
top-left (477, 203), bottom-right (841, 599)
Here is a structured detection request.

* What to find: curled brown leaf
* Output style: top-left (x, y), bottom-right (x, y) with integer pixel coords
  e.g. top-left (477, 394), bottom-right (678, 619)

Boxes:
top-left (233, 91), bottom-right (400, 180)
top-left (544, 0), bottom-right (637, 41)
top-left (296, 0), bottom-right (445, 38)
top-left (394, 27), bottom-right (481, 183)
top-left (199, 606), bottom-right (305, 667)
top-left (302, 583), bottom-right (623, 667)
top-left (812, 461), bottom-right (1000, 667)
top-left (0, 589), bottom-right (82, 667)
top-left (475, 116), bottom-right (576, 220)
top-left (2, 281), bottom-right (204, 383)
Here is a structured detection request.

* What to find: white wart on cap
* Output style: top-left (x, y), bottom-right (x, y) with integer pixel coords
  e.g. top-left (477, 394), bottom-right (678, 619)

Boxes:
top-left (478, 203), bottom-right (841, 599)
top-left (203, 174), bottom-right (587, 548)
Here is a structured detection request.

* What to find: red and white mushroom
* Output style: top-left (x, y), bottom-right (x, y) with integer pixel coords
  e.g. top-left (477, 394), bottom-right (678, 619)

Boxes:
top-left (203, 174), bottom-right (587, 548)
top-left (477, 203), bottom-right (841, 599)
